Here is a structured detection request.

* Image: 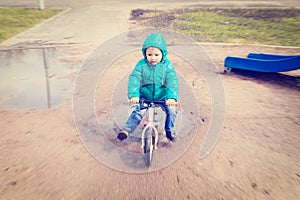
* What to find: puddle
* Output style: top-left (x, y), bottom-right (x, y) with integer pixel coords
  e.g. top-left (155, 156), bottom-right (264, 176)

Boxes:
top-left (0, 48), bottom-right (75, 110)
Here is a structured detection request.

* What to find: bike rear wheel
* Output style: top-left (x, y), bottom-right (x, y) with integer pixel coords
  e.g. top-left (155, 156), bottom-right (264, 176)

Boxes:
top-left (143, 128), bottom-right (155, 167)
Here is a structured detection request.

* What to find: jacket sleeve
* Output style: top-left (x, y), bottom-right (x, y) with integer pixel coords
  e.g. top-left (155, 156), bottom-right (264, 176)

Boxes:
top-left (165, 62), bottom-right (179, 101)
top-left (128, 60), bottom-right (144, 99)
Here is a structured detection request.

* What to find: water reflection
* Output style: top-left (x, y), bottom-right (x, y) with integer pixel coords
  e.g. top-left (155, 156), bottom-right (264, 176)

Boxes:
top-left (0, 48), bottom-right (74, 109)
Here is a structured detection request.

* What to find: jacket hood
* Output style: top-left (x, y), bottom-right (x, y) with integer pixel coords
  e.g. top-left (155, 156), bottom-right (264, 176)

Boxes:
top-left (142, 33), bottom-right (168, 62)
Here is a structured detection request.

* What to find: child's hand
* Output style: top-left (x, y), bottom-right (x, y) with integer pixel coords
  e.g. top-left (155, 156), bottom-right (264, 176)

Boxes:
top-left (166, 99), bottom-right (178, 106)
top-left (129, 97), bottom-right (139, 104)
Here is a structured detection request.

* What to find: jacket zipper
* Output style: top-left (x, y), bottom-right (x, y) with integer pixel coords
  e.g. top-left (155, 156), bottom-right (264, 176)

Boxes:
top-left (152, 65), bottom-right (155, 100)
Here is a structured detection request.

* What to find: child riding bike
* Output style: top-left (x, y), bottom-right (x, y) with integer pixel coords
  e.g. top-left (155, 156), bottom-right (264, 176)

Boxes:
top-left (117, 32), bottom-right (179, 142)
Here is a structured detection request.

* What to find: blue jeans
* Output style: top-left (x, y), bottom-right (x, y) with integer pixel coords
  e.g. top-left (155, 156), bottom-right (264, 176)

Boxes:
top-left (123, 103), bottom-right (177, 134)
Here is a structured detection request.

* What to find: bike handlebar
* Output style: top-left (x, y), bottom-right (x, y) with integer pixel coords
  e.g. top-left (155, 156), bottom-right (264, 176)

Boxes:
top-left (130, 100), bottom-right (165, 109)
top-left (139, 100), bottom-right (166, 105)
top-left (130, 99), bottom-right (179, 110)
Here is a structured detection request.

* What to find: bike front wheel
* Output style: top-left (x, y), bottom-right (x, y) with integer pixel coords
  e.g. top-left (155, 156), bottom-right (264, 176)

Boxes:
top-left (143, 128), bottom-right (155, 167)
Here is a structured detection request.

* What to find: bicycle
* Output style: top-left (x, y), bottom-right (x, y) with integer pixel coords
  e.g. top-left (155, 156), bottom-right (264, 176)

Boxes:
top-left (131, 100), bottom-right (166, 167)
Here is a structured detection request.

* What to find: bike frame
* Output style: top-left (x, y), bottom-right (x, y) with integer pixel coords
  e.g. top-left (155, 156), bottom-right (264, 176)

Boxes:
top-left (130, 100), bottom-right (166, 166)
top-left (131, 100), bottom-right (165, 152)
top-left (141, 103), bottom-right (159, 150)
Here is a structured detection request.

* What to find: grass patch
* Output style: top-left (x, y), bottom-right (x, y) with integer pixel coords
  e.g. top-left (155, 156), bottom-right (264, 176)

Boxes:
top-left (0, 8), bottom-right (63, 43)
top-left (131, 8), bottom-right (300, 47)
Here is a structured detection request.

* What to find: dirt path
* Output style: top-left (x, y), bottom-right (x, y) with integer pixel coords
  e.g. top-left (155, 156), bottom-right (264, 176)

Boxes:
top-left (1, 43), bottom-right (299, 199)
top-left (1, 0), bottom-right (300, 199)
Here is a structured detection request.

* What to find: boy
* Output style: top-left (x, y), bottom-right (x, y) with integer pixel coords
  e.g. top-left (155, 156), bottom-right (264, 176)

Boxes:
top-left (117, 33), bottom-right (178, 141)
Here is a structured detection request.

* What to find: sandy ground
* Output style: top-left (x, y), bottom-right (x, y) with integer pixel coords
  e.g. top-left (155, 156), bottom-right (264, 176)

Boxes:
top-left (0, 42), bottom-right (299, 199)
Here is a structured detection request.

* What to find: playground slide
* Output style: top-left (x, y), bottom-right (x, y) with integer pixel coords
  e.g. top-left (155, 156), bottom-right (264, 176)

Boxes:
top-left (247, 53), bottom-right (299, 60)
top-left (224, 53), bottom-right (300, 73)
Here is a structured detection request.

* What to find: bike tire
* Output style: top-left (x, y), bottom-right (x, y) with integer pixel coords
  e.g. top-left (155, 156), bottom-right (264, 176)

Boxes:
top-left (143, 128), bottom-right (154, 167)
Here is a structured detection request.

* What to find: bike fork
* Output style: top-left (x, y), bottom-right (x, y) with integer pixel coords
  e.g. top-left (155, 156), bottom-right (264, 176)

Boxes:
top-left (141, 107), bottom-right (159, 150)
top-left (141, 125), bottom-right (159, 150)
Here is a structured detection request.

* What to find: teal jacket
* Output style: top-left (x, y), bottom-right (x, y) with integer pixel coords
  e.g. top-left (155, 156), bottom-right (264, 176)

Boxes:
top-left (128, 33), bottom-right (179, 101)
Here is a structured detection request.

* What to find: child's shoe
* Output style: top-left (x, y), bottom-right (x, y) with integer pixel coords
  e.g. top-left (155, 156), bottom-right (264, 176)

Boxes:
top-left (117, 130), bottom-right (129, 141)
top-left (166, 131), bottom-right (176, 142)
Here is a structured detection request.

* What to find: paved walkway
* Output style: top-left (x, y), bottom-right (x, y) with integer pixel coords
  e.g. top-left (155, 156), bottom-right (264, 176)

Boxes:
top-left (0, 0), bottom-right (299, 49)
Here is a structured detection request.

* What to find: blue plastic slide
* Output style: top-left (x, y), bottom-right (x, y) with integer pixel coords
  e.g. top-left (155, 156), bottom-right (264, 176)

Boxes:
top-left (224, 53), bottom-right (300, 72)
